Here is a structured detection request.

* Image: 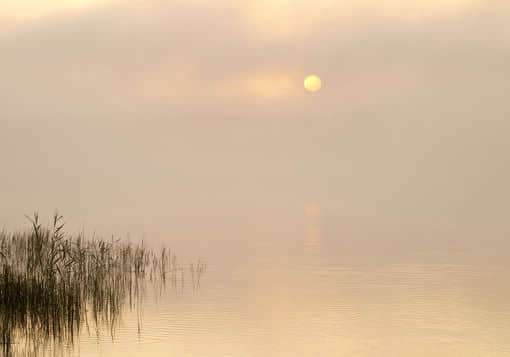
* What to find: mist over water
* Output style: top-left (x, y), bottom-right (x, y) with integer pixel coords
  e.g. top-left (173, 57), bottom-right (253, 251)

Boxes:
top-left (2, 0), bottom-right (510, 355)
top-left (2, 116), bottom-right (510, 356)
top-left (69, 215), bottom-right (510, 357)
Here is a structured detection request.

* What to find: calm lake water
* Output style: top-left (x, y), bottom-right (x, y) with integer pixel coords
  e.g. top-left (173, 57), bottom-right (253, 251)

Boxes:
top-left (61, 218), bottom-right (510, 357)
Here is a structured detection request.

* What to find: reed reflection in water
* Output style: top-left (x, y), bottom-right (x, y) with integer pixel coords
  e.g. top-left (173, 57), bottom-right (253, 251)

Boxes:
top-left (0, 213), bottom-right (205, 356)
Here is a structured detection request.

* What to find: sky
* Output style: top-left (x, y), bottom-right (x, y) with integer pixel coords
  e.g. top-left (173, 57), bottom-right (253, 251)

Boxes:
top-left (1, 0), bottom-right (510, 239)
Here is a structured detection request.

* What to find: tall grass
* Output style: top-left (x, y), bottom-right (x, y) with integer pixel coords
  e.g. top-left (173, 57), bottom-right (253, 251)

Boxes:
top-left (0, 213), bottom-right (206, 356)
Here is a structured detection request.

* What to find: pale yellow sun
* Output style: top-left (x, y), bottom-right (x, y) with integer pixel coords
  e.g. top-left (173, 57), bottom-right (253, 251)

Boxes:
top-left (304, 75), bottom-right (322, 93)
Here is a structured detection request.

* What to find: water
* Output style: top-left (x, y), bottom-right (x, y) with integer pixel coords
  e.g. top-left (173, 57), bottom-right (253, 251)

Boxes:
top-left (68, 218), bottom-right (510, 356)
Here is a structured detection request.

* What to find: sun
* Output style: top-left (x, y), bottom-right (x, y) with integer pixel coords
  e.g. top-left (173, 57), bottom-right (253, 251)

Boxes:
top-left (304, 75), bottom-right (322, 93)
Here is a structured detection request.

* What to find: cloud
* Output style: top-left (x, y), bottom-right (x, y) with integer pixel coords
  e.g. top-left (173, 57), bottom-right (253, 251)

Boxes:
top-left (1, 1), bottom-right (510, 230)
top-left (0, 0), bottom-right (509, 119)
top-left (0, 0), bottom-right (115, 21)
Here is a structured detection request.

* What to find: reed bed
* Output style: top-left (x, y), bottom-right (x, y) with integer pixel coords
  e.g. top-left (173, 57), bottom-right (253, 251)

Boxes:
top-left (0, 213), bottom-right (206, 356)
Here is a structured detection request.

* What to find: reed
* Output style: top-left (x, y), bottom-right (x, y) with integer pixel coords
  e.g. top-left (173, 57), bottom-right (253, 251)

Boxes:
top-left (0, 213), bottom-right (206, 356)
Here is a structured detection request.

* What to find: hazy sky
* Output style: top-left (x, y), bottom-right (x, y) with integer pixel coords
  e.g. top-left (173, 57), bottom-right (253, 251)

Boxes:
top-left (1, 0), bottom-right (509, 237)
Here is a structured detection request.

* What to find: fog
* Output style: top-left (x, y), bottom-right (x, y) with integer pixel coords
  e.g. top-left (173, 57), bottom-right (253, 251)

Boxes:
top-left (1, 0), bottom-right (509, 244)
